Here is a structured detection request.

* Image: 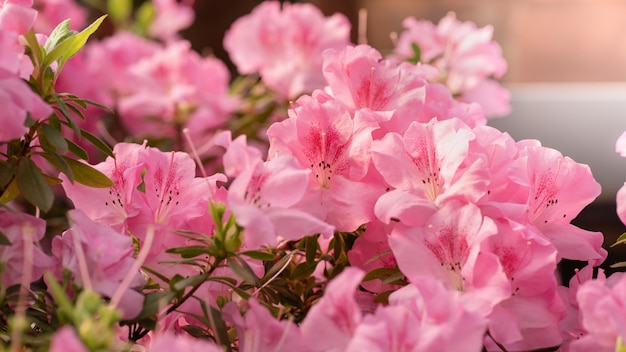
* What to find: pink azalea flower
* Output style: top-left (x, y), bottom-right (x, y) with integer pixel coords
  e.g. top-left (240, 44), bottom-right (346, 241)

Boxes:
top-left (227, 152), bottom-right (333, 249)
top-left (346, 277), bottom-right (486, 352)
top-left (321, 44), bottom-right (427, 122)
top-left (0, 209), bottom-right (56, 289)
top-left (487, 219), bottom-right (565, 350)
top-left (570, 272), bottom-right (626, 352)
top-left (391, 13), bottom-right (510, 118)
top-left (50, 210), bottom-right (145, 319)
top-left (49, 326), bottom-right (87, 352)
top-left (223, 1), bottom-right (351, 98)
top-left (615, 132), bottom-right (626, 225)
top-left (149, 0), bottom-right (195, 41)
top-left (0, 0), bottom-right (37, 35)
top-left (226, 299), bottom-right (308, 352)
top-left (389, 201), bottom-right (511, 317)
top-left (267, 98), bottom-right (382, 231)
top-left (518, 141), bottom-right (606, 265)
top-left (371, 118), bottom-right (488, 226)
top-left (300, 267), bottom-right (365, 352)
top-left (61, 141), bottom-right (148, 233)
top-left (147, 331), bottom-right (222, 352)
top-left (0, 68), bottom-right (52, 141)
top-left (32, 0), bottom-right (87, 35)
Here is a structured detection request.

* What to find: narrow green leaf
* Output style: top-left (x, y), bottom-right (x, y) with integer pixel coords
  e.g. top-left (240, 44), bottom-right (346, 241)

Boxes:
top-left (134, 2), bottom-right (155, 36)
top-left (362, 267), bottom-right (399, 282)
top-left (133, 291), bottom-right (177, 321)
top-left (166, 245), bottom-right (211, 259)
top-left (43, 15), bottom-right (107, 68)
top-left (0, 178), bottom-right (19, 204)
top-left (227, 257), bottom-right (259, 285)
top-left (40, 124), bottom-right (68, 152)
top-left (291, 261), bottom-right (318, 280)
top-left (208, 306), bottom-right (231, 351)
top-left (65, 139), bottom-right (88, 160)
top-left (40, 152), bottom-right (73, 183)
top-left (610, 261), bottom-right (626, 269)
top-left (172, 273), bottom-right (208, 292)
top-left (44, 19), bottom-right (73, 53)
top-left (61, 156), bottom-right (113, 187)
top-left (611, 232), bottom-right (626, 247)
top-left (80, 128), bottom-right (114, 157)
top-left (305, 235), bottom-right (318, 264)
top-left (0, 230), bottom-right (12, 245)
top-left (262, 253), bottom-right (293, 283)
top-left (23, 30), bottom-right (43, 67)
top-left (55, 97), bottom-right (81, 136)
top-left (16, 158), bottom-right (54, 212)
top-left (239, 250), bottom-right (275, 261)
top-left (0, 161), bottom-right (16, 189)
top-left (408, 42), bottom-right (422, 64)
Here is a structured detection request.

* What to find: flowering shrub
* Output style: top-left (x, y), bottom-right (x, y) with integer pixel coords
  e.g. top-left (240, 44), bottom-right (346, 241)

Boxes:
top-left (0, 0), bottom-right (624, 351)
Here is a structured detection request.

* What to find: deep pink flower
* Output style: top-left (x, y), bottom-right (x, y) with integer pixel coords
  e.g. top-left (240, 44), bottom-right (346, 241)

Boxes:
top-left (50, 210), bottom-right (145, 319)
top-left (224, 1), bottom-right (351, 98)
top-left (0, 0), bottom-right (37, 35)
top-left (0, 209), bottom-right (56, 289)
top-left (148, 331), bottom-right (222, 352)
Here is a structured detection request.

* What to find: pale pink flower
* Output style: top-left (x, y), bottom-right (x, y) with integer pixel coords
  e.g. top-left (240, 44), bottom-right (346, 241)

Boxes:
top-left (616, 131), bottom-right (626, 157)
top-left (391, 13), bottom-right (510, 118)
top-left (147, 331), bottom-right (222, 352)
top-left (518, 141), bottom-right (606, 265)
top-left (267, 98), bottom-right (382, 231)
top-left (227, 152), bottom-right (334, 249)
top-left (50, 210), bottom-right (145, 319)
top-left (615, 131), bottom-right (626, 224)
top-left (0, 68), bottom-right (52, 141)
top-left (226, 299), bottom-right (308, 352)
top-left (321, 44), bottom-right (427, 123)
top-left (149, 0), bottom-right (195, 41)
top-left (569, 272), bottom-right (626, 352)
top-left (224, 1), bottom-right (350, 98)
top-left (49, 326), bottom-right (87, 352)
top-left (346, 277), bottom-right (486, 352)
top-left (389, 201), bottom-right (511, 317)
top-left (300, 267), bottom-right (365, 352)
top-left (0, 0), bottom-right (38, 35)
top-left (32, 0), bottom-right (87, 35)
top-left (371, 118), bottom-right (488, 226)
top-left (0, 209), bottom-right (56, 289)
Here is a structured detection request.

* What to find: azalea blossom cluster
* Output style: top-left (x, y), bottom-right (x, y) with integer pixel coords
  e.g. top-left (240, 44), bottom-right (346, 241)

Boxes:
top-left (1, 0), bottom-right (625, 351)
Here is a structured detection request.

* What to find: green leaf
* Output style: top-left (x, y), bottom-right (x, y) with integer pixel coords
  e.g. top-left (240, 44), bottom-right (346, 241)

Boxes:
top-left (40, 123), bottom-right (68, 152)
top-left (172, 273), bottom-right (208, 292)
top-left (408, 42), bottom-right (422, 64)
top-left (66, 139), bottom-right (88, 160)
top-left (610, 261), bottom-right (626, 269)
top-left (0, 178), bottom-right (19, 204)
top-left (611, 232), bottom-right (626, 247)
top-left (134, 2), bottom-right (155, 36)
top-left (362, 267), bottom-right (400, 282)
top-left (133, 291), bottom-right (177, 321)
top-left (207, 305), bottom-right (231, 351)
top-left (0, 160), bottom-right (16, 189)
top-left (262, 253), bottom-right (293, 283)
top-left (305, 235), bottom-right (319, 264)
top-left (22, 30), bottom-right (44, 68)
top-left (166, 245), bottom-right (211, 258)
top-left (291, 261), bottom-right (318, 280)
top-left (44, 19), bottom-right (74, 53)
top-left (43, 15), bottom-right (107, 68)
top-left (40, 152), bottom-right (73, 183)
top-left (16, 158), bottom-right (54, 212)
top-left (0, 230), bottom-right (12, 245)
top-left (61, 156), bottom-right (113, 187)
top-left (239, 250), bottom-right (275, 261)
top-left (80, 129), bottom-right (114, 158)
top-left (227, 257), bottom-right (259, 285)
top-left (108, 0), bottom-right (132, 24)
top-left (55, 97), bottom-right (81, 136)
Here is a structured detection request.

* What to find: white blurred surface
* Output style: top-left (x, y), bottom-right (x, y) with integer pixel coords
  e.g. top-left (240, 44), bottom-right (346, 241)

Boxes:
top-left (488, 83), bottom-right (626, 203)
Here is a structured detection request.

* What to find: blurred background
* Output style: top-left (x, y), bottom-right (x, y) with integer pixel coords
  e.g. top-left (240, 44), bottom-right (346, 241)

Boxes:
top-left (182, 0), bottom-right (626, 276)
